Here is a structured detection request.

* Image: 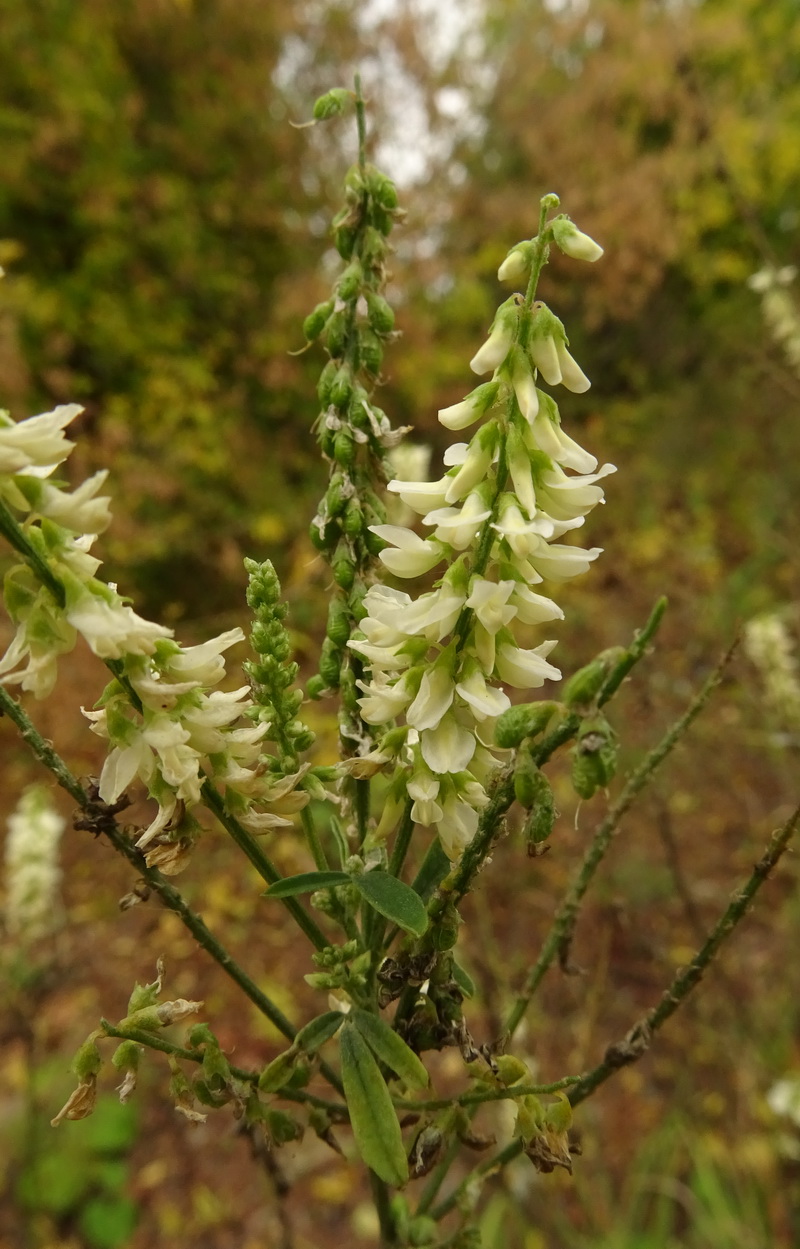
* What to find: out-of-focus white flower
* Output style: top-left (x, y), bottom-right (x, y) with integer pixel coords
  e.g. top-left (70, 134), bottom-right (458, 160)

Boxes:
top-left (767, 1076), bottom-right (800, 1128)
top-left (744, 611), bottom-right (800, 733)
top-left (65, 583), bottom-right (172, 660)
top-left (4, 785), bottom-right (65, 943)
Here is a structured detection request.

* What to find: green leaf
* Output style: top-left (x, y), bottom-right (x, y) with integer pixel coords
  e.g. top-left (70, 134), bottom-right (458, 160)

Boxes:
top-left (350, 1009), bottom-right (429, 1089)
top-left (263, 871), bottom-right (349, 898)
top-left (294, 1010), bottom-right (346, 1053)
top-left (452, 961), bottom-right (476, 1000)
top-left (353, 871), bottom-right (429, 936)
top-left (340, 1023), bottom-right (409, 1188)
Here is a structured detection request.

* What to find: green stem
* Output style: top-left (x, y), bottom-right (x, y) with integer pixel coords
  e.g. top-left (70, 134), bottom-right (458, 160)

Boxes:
top-left (523, 192), bottom-right (560, 310)
top-left (505, 637), bottom-right (737, 1038)
top-left (431, 805), bottom-right (800, 1223)
top-left (201, 782), bottom-right (329, 951)
top-left (0, 686), bottom-right (328, 1059)
top-left (354, 73), bottom-right (367, 170)
top-left (370, 1171), bottom-right (398, 1247)
top-left (395, 1076), bottom-right (581, 1114)
top-left (388, 800), bottom-right (415, 878)
top-left (568, 805), bottom-right (800, 1107)
top-left (0, 497), bottom-right (66, 607)
top-left (99, 1020), bottom-right (347, 1115)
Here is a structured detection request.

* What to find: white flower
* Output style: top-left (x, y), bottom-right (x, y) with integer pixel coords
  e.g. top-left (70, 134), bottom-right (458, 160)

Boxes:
top-left (420, 712), bottom-right (476, 774)
top-left (357, 672), bottom-right (417, 723)
top-left (531, 407), bottom-right (598, 473)
top-left (408, 769), bottom-right (443, 825)
top-left (465, 578), bottom-right (518, 634)
top-left (497, 244), bottom-right (531, 284)
top-left (535, 463), bottom-right (616, 521)
top-left (525, 536), bottom-right (603, 582)
top-left (34, 471), bottom-right (112, 534)
top-left (470, 321), bottom-right (516, 374)
top-left (65, 586), bottom-right (172, 659)
top-left (424, 493), bottom-right (491, 550)
top-left (394, 585), bottom-right (465, 641)
top-left (512, 354), bottom-right (540, 421)
top-left (496, 640), bottom-right (562, 688)
top-left (455, 664), bottom-right (511, 720)
top-left (0, 404), bottom-right (81, 475)
top-left (438, 382), bottom-right (501, 432)
top-left (510, 585), bottom-right (565, 625)
top-left (4, 785), bottom-right (65, 942)
top-left (492, 498), bottom-right (558, 554)
top-left (444, 427), bottom-right (497, 503)
top-left (406, 664), bottom-right (455, 731)
top-left (0, 604), bottom-right (77, 700)
top-left (437, 794), bottom-right (480, 861)
top-left (370, 525), bottom-right (445, 578)
top-left (767, 1076), bottom-right (800, 1127)
top-left (160, 629), bottom-right (244, 686)
top-left (386, 476), bottom-right (451, 516)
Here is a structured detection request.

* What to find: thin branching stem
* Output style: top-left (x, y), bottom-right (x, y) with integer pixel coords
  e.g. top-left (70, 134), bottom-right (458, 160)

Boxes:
top-left (504, 636), bottom-right (738, 1038)
top-left (430, 806), bottom-right (799, 1220)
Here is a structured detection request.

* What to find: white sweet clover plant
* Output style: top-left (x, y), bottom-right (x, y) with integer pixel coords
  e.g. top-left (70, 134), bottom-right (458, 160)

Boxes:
top-left (0, 86), bottom-right (796, 1248)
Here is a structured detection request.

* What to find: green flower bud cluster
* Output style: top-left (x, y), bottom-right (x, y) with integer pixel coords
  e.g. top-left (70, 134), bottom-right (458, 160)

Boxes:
top-left (306, 148), bottom-right (404, 714)
top-left (243, 557), bottom-right (314, 768)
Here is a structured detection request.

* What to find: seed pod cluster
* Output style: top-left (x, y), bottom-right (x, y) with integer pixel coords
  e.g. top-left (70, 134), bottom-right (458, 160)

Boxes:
top-left (305, 155), bottom-right (404, 717)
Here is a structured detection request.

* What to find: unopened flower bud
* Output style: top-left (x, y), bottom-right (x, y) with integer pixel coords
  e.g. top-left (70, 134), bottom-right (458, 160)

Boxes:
top-left (303, 299), bottom-right (334, 342)
top-left (497, 242), bottom-right (533, 284)
top-left (552, 216), bottom-right (604, 262)
top-left (366, 291), bottom-right (395, 334)
top-left (562, 648), bottom-right (625, 708)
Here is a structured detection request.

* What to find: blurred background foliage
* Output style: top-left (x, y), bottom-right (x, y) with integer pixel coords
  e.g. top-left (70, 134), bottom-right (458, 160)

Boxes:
top-left (1, 0), bottom-right (800, 1246)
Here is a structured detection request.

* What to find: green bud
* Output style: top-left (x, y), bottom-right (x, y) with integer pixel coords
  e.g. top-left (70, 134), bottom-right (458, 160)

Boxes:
top-left (258, 1049), bottom-right (297, 1093)
top-left (337, 260), bottom-right (363, 302)
top-left (73, 1038), bottom-right (102, 1081)
top-left (495, 700), bottom-right (559, 748)
top-left (514, 749), bottom-right (541, 808)
top-left (366, 292), bottom-right (395, 334)
top-left (368, 202), bottom-right (394, 236)
top-left (333, 427), bottom-right (356, 467)
top-left (304, 971), bottom-right (340, 990)
top-left (309, 516), bottom-right (336, 551)
top-left (523, 771), bottom-right (556, 854)
top-left (408, 1216), bottom-right (438, 1247)
top-left (495, 1055), bottom-right (529, 1086)
top-left (333, 551), bottom-right (356, 590)
top-left (334, 223), bottom-right (358, 260)
top-left (330, 364), bottom-right (354, 409)
top-left (366, 165), bottom-right (399, 209)
top-left (562, 648), bottom-right (625, 708)
top-left (325, 309), bottom-right (349, 358)
top-left (431, 902), bottom-right (461, 952)
top-left (312, 88), bottom-right (352, 121)
top-left (306, 674), bottom-right (327, 700)
top-left (317, 359), bottom-right (338, 406)
top-left (358, 328), bottom-right (383, 376)
top-left (326, 599), bottom-right (350, 647)
top-left (343, 498), bottom-right (364, 538)
top-left (266, 1108), bottom-right (303, 1145)
top-left (319, 637), bottom-right (343, 687)
top-left (303, 299), bottom-right (334, 342)
top-left (111, 1041), bottom-right (140, 1073)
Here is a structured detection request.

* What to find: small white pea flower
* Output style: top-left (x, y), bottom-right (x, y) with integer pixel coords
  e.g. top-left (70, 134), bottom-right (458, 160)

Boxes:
top-left (465, 578), bottom-right (518, 635)
top-left (531, 397), bottom-right (598, 473)
top-left (393, 584), bottom-right (466, 641)
top-left (369, 525), bottom-right (445, 578)
top-left (424, 492), bottom-right (492, 550)
top-left (408, 768), bottom-right (443, 825)
top-left (469, 299), bottom-right (520, 375)
top-left (511, 351), bottom-right (540, 422)
top-left (495, 640), bottom-right (561, 689)
top-left (444, 425), bottom-right (498, 503)
top-left (497, 243), bottom-right (533, 284)
top-left (552, 216), bottom-right (604, 263)
top-left (437, 793), bottom-right (480, 861)
top-left (524, 536), bottom-right (603, 582)
top-left (420, 711), bottom-right (476, 774)
top-left (406, 663), bottom-right (455, 732)
top-left (455, 662), bottom-right (511, 720)
top-left (535, 463), bottom-right (616, 521)
top-left (510, 585), bottom-right (565, 625)
top-left (65, 583), bottom-right (172, 660)
top-left (386, 476), bottom-right (452, 515)
top-left (438, 382), bottom-right (501, 432)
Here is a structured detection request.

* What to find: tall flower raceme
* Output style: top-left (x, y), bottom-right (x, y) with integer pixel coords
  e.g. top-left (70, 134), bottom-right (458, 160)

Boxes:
top-left (3, 784), bottom-right (65, 945)
top-left (348, 196), bottom-right (615, 861)
top-left (0, 405), bottom-right (313, 863)
top-left (302, 89), bottom-right (408, 777)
